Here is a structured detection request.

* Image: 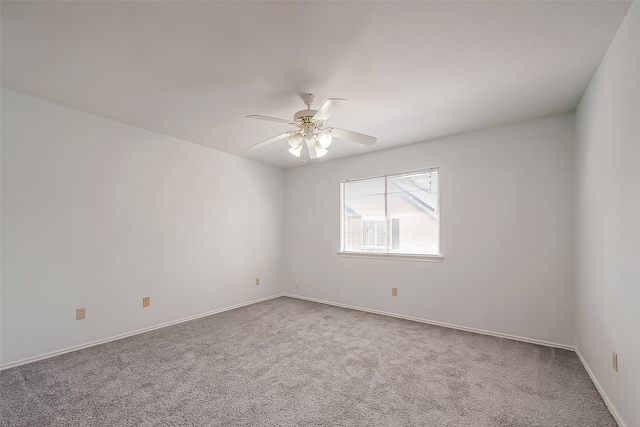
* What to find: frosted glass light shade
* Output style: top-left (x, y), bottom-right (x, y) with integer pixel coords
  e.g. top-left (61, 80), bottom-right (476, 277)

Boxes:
top-left (314, 141), bottom-right (328, 158)
top-left (288, 133), bottom-right (303, 149)
top-left (289, 146), bottom-right (302, 157)
top-left (317, 131), bottom-right (332, 149)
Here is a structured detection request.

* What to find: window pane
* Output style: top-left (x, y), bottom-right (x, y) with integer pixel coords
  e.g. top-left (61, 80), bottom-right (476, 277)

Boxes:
top-left (363, 221), bottom-right (375, 246)
top-left (376, 220), bottom-right (386, 247)
top-left (391, 218), bottom-right (400, 249)
top-left (387, 170), bottom-right (439, 255)
top-left (343, 177), bottom-right (385, 252)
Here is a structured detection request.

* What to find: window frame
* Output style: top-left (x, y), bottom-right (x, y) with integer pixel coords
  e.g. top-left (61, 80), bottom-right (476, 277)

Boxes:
top-left (339, 168), bottom-right (443, 262)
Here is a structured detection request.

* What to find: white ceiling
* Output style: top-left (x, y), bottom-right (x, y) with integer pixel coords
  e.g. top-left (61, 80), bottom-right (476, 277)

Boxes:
top-left (1, 1), bottom-right (632, 169)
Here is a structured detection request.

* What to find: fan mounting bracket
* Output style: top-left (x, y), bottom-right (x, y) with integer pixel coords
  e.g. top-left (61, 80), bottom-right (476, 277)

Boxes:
top-left (301, 93), bottom-right (316, 109)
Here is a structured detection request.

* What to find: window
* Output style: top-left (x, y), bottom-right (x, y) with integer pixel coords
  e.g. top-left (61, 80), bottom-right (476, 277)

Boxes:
top-left (340, 169), bottom-right (439, 257)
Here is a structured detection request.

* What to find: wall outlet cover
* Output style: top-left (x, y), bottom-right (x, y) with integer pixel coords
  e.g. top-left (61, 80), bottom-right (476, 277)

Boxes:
top-left (143, 297), bottom-right (150, 308)
top-left (76, 308), bottom-right (86, 320)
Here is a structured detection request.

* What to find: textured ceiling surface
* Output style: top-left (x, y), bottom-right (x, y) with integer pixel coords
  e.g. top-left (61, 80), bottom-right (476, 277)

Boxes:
top-left (1, 1), bottom-right (632, 169)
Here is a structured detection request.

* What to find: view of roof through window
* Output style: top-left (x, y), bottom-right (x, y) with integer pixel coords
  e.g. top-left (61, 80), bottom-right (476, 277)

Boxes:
top-left (341, 169), bottom-right (439, 255)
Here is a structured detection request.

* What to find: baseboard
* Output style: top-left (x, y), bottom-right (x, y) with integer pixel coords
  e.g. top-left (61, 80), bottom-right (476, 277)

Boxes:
top-left (575, 349), bottom-right (626, 427)
top-left (2, 293), bottom-right (624, 426)
top-left (283, 294), bottom-right (575, 351)
top-left (284, 294), bottom-right (630, 424)
top-left (0, 293), bottom-right (285, 371)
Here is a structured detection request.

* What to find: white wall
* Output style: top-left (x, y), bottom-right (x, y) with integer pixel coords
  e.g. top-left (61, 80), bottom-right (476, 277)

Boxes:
top-left (1, 89), bottom-right (285, 366)
top-left (285, 114), bottom-right (575, 347)
top-left (574, 2), bottom-right (640, 426)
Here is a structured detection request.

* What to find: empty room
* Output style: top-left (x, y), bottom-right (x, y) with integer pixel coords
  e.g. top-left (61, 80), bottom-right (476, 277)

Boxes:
top-left (1, 1), bottom-right (638, 426)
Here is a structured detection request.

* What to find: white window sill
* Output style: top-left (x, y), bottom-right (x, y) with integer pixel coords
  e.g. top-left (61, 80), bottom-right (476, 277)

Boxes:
top-left (337, 251), bottom-right (443, 262)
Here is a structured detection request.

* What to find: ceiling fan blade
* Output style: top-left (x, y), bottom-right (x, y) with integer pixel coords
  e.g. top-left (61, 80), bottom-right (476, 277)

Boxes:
top-left (313, 98), bottom-right (347, 122)
top-left (247, 115), bottom-right (297, 125)
top-left (250, 132), bottom-right (292, 149)
top-left (328, 127), bottom-right (377, 146)
top-left (305, 138), bottom-right (318, 159)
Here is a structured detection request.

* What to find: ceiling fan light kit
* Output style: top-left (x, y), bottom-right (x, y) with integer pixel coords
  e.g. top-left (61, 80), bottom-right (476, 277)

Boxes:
top-left (318, 130), bottom-right (332, 148)
top-left (288, 133), bottom-right (303, 149)
top-left (288, 146), bottom-right (303, 158)
top-left (248, 94), bottom-right (376, 160)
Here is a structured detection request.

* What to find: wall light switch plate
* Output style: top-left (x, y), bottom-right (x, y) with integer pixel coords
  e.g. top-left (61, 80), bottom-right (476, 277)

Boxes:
top-left (612, 352), bottom-right (618, 372)
top-left (392, 288), bottom-right (398, 296)
top-left (142, 297), bottom-right (150, 308)
top-left (255, 277), bottom-right (260, 286)
top-left (76, 308), bottom-right (86, 320)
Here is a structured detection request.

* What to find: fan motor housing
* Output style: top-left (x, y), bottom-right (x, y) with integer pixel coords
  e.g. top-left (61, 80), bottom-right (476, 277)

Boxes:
top-left (294, 109), bottom-right (318, 121)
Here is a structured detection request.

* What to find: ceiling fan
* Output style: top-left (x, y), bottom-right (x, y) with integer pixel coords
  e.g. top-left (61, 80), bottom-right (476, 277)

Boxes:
top-left (247, 94), bottom-right (376, 159)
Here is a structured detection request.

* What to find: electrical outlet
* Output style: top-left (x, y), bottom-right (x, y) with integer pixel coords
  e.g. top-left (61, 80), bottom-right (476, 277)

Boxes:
top-left (255, 277), bottom-right (260, 286)
top-left (142, 297), bottom-right (150, 308)
top-left (392, 288), bottom-right (398, 296)
top-left (76, 308), bottom-right (86, 320)
top-left (612, 352), bottom-right (618, 372)
top-left (296, 280), bottom-right (300, 287)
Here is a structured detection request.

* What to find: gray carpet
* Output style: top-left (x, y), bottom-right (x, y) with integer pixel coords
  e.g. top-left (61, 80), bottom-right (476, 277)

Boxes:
top-left (0, 297), bottom-right (615, 426)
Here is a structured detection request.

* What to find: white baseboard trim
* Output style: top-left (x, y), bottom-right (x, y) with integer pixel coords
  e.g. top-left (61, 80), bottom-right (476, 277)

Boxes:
top-left (575, 349), bottom-right (626, 427)
top-left (283, 294), bottom-right (575, 351)
top-left (0, 293), bottom-right (285, 371)
top-left (2, 293), bottom-right (624, 426)
top-left (285, 294), bottom-right (628, 426)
